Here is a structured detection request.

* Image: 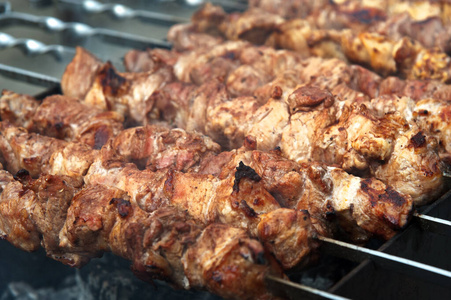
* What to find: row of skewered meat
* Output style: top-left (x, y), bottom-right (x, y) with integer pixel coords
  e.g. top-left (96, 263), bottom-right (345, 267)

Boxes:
top-left (1, 1), bottom-right (451, 299)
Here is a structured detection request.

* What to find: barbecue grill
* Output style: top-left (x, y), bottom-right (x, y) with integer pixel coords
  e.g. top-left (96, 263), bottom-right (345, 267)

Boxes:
top-left (0, 1), bottom-right (450, 299)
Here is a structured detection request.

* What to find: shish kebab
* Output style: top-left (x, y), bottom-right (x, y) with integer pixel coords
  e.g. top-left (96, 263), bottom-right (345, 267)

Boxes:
top-left (186, 2), bottom-right (451, 81)
top-left (0, 89), bottom-right (412, 251)
top-left (0, 32), bottom-right (418, 243)
top-left (59, 46), bottom-right (448, 205)
top-left (0, 2), bottom-right (447, 299)
top-left (0, 165), bottom-right (285, 300)
top-left (248, 0), bottom-right (451, 54)
top-left (0, 112), bottom-right (413, 297)
top-left (248, 0), bottom-right (451, 27)
top-left (160, 25), bottom-right (451, 164)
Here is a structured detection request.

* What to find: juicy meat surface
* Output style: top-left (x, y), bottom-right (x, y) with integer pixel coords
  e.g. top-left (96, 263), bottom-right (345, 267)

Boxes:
top-left (3, 2), bottom-right (451, 296)
top-left (188, 3), bottom-right (451, 81)
top-left (33, 95), bottom-right (124, 149)
top-left (0, 90), bottom-right (38, 131)
top-left (0, 171), bottom-right (284, 299)
top-left (61, 47), bottom-right (103, 99)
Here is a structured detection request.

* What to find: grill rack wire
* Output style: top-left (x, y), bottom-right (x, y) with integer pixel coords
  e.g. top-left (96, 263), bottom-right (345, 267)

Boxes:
top-left (0, 1), bottom-right (450, 299)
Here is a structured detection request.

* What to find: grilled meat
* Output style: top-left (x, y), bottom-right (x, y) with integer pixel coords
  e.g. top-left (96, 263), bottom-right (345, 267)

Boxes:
top-left (0, 90), bottom-right (38, 131)
top-left (62, 48), bottom-right (447, 205)
top-left (90, 126), bottom-right (413, 244)
top-left (0, 121), bottom-right (220, 179)
top-left (188, 3), bottom-right (451, 81)
top-left (116, 43), bottom-right (449, 205)
top-left (0, 170), bottom-right (283, 299)
top-left (0, 121), bottom-right (96, 180)
top-left (250, 0), bottom-right (451, 30)
top-left (0, 118), bottom-right (414, 267)
top-left (84, 126), bottom-right (321, 269)
top-left (3, 2), bottom-right (450, 296)
top-left (0, 91), bottom-right (123, 149)
top-left (0, 122), bottom-right (319, 269)
top-left (111, 47), bottom-right (448, 204)
top-left (62, 47), bottom-right (174, 126)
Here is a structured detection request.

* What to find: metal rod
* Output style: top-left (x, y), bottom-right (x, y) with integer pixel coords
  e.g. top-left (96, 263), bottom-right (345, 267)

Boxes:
top-left (0, 32), bottom-right (75, 60)
top-left (265, 275), bottom-right (350, 300)
top-left (0, 2), bottom-right (11, 14)
top-left (59, 0), bottom-right (190, 25)
top-left (0, 63), bottom-right (60, 88)
top-left (319, 236), bottom-right (451, 287)
top-left (210, 0), bottom-right (248, 10)
top-left (177, 0), bottom-right (247, 11)
top-left (0, 12), bottom-right (171, 49)
top-left (413, 213), bottom-right (451, 238)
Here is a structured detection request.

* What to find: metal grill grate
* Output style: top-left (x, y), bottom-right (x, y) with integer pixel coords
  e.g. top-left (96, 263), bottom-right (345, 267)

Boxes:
top-left (0, 1), bottom-right (450, 299)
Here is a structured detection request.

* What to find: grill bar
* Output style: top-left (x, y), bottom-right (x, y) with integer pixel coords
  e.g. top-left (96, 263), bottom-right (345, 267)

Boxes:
top-left (319, 236), bottom-right (451, 287)
top-left (0, 12), bottom-right (171, 49)
top-left (413, 213), bottom-right (451, 238)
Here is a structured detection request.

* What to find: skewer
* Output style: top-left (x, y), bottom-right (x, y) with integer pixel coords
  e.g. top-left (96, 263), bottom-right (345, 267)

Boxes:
top-left (0, 12), bottom-right (171, 49)
top-left (0, 63), bottom-right (60, 88)
top-left (0, 32), bottom-right (75, 60)
top-left (59, 0), bottom-right (190, 25)
top-left (413, 213), bottom-right (451, 238)
top-left (265, 274), bottom-right (350, 300)
top-left (318, 236), bottom-right (451, 287)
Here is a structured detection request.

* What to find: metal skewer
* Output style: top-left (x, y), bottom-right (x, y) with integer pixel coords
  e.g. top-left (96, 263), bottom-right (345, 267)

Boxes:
top-left (413, 212), bottom-right (451, 238)
top-left (0, 32), bottom-right (75, 60)
top-left (0, 63), bottom-right (60, 88)
top-left (59, 0), bottom-right (191, 25)
top-left (318, 236), bottom-right (451, 287)
top-left (266, 274), bottom-right (350, 300)
top-left (0, 12), bottom-right (171, 49)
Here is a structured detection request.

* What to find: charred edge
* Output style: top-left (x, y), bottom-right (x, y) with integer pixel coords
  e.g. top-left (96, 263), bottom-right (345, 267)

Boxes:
top-left (110, 198), bottom-right (132, 218)
top-left (348, 8), bottom-right (386, 24)
top-left (380, 186), bottom-right (408, 207)
top-left (163, 169), bottom-right (176, 195)
top-left (100, 63), bottom-right (127, 96)
top-left (418, 109), bottom-right (429, 116)
top-left (211, 271), bottom-right (223, 283)
top-left (94, 126), bottom-right (110, 150)
top-left (244, 135), bottom-right (257, 150)
top-left (410, 131), bottom-right (426, 148)
top-left (360, 179), bottom-right (377, 207)
top-left (13, 169), bottom-right (30, 181)
top-left (256, 251), bottom-right (266, 265)
top-left (272, 85), bottom-right (283, 99)
top-left (271, 146), bottom-right (282, 156)
top-left (222, 51), bottom-right (236, 60)
top-left (299, 209), bottom-right (310, 216)
top-left (361, 179), bottom-right (407, 208)
top-left (325, 202), bottom-right (336, 220)
top-left (233, 161), bottom-right (261, 192)
top-left (54, 122), bottom-right (64, 131)
top-left (240, 200), bottom-right (258, 218)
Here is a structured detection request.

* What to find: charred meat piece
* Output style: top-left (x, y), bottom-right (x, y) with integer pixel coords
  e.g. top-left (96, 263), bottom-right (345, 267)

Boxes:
top-left (62, 47), bottom-right (174, 126)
